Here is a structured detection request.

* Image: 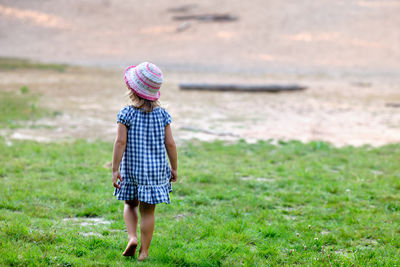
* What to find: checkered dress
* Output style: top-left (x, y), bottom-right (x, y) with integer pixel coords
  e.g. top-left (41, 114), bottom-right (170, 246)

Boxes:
top-left (113, 106), bottom-right (172, 204)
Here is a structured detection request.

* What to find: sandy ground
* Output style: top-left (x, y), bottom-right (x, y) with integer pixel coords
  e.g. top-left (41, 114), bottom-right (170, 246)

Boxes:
top-left (1, 67), bottom-right (399, 146)
top-left (0, 0), bottom-right (399, 146)
top-left (0, 0), bottom-right (399, 74)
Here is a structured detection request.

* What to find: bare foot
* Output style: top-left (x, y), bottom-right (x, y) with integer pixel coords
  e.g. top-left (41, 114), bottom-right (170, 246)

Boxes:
top-left (122, 238), bottom-right (137, 257)
top-left (138, 249), bottom-right (148, 261)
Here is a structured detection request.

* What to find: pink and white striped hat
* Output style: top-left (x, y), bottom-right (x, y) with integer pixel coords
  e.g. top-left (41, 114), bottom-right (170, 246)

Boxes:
top-left (124, 62), bottom-right (163, 101)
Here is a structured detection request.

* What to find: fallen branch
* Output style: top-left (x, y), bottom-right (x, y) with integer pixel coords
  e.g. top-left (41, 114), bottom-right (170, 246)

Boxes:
top-left (179, 83), bottom-right (307, 92)
top-left (167, 4), bottom-right (198, 13)
top-left (385, 102), bottom-right (400, 108)
top-left (173, 13), bottom-right (238, 22)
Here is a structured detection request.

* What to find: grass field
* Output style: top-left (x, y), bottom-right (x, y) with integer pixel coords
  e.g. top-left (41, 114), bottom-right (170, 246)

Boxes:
top-left (0, 91), bottom-right (399, 266)
top-left (1, 138), bottom-right (399, 266)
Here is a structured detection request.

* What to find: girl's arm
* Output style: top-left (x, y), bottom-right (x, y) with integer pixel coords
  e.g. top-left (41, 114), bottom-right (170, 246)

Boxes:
top-left (165, 124), bottom-right (178, 182)
top-left (112, 123), bottom-right (128, 188)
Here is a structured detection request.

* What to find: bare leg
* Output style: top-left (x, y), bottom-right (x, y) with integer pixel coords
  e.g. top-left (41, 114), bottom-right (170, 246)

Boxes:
top-left (138, 202), bottom-right (156, 261)
top-left (123, 200), bottom-right (139, 256)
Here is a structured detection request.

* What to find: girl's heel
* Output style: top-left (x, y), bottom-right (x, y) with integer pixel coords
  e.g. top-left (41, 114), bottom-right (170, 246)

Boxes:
top-left (122, 238), bottom-right (137, 257)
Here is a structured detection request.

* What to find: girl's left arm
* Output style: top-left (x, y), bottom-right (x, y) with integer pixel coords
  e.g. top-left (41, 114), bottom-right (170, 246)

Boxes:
top-left (112, 123), bottom-right (128, 188)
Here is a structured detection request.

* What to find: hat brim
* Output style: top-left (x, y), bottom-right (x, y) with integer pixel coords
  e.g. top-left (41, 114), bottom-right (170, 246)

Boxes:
top-left (124, 65), bottom-right (161, 101)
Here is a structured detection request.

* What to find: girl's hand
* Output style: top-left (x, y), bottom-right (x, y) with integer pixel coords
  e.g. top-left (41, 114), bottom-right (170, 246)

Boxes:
top-left (170, 169), bottom-right (178, 182)
top-left (112, 171), bottom-right (123, 188)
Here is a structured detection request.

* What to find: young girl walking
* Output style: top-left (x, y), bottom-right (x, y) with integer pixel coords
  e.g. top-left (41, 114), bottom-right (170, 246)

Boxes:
top-left (112, 62), bottom-right (178, 261)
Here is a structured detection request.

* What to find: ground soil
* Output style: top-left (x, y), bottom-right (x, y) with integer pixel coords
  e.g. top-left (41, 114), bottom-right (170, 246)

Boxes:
top-left (1, 67), bottom-right (399, 146)
top-left (0, 0), bottom-right (399, 146)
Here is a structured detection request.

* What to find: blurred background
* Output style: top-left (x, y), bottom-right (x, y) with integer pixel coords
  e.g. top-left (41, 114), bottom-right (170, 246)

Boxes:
top-left (1, 0), bottom-right (399, 145)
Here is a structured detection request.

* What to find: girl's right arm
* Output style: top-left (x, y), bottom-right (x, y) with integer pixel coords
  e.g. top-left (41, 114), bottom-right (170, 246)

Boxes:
top-left (112, 123), bottom-right (128, 188)
top-left (165, 124), bottom-right (178, 182)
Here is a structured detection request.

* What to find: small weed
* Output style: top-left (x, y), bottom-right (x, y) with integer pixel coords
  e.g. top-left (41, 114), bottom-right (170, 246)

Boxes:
top-left (20, 86), bottom-right (29, 94)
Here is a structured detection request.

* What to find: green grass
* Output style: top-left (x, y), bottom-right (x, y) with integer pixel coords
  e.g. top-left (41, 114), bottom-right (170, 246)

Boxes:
top-left (0, 90), bottom-right (52, 129)
top-left (0, 138), bottom-right (399, 266)
top-left (0, 57), bottom-right (67, 72)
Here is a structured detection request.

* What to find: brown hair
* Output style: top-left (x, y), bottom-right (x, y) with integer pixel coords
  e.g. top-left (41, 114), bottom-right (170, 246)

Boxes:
top-left (128, 90), bottom-right (160, 113)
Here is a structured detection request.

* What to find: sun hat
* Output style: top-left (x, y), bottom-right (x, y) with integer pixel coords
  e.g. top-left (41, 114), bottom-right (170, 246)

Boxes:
top-left (124, 62), bottom-right (163, 101)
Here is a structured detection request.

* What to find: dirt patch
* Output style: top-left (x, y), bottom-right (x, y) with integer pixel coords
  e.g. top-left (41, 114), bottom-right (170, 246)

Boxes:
top-left (1, 66), bottom-right (400, 146)
top-left (62, 217), bottom-right (117, 238)
top-left (62, 217), bottom-right (112, 227)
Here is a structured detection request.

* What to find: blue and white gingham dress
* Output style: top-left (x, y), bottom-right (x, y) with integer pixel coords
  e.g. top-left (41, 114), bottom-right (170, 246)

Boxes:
top-left (113, 106), bottom-right (172, 204)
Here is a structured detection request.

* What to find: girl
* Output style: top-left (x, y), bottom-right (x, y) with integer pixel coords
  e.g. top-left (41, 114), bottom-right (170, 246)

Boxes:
top-left (112, 62), bottom-right (178, 261)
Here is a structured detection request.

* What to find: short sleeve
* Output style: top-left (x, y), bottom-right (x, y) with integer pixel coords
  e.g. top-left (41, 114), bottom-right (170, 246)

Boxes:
top-left (117, 106), bottom-right (133, 127)
top-left (161, 109), bottom-right (172, 126)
